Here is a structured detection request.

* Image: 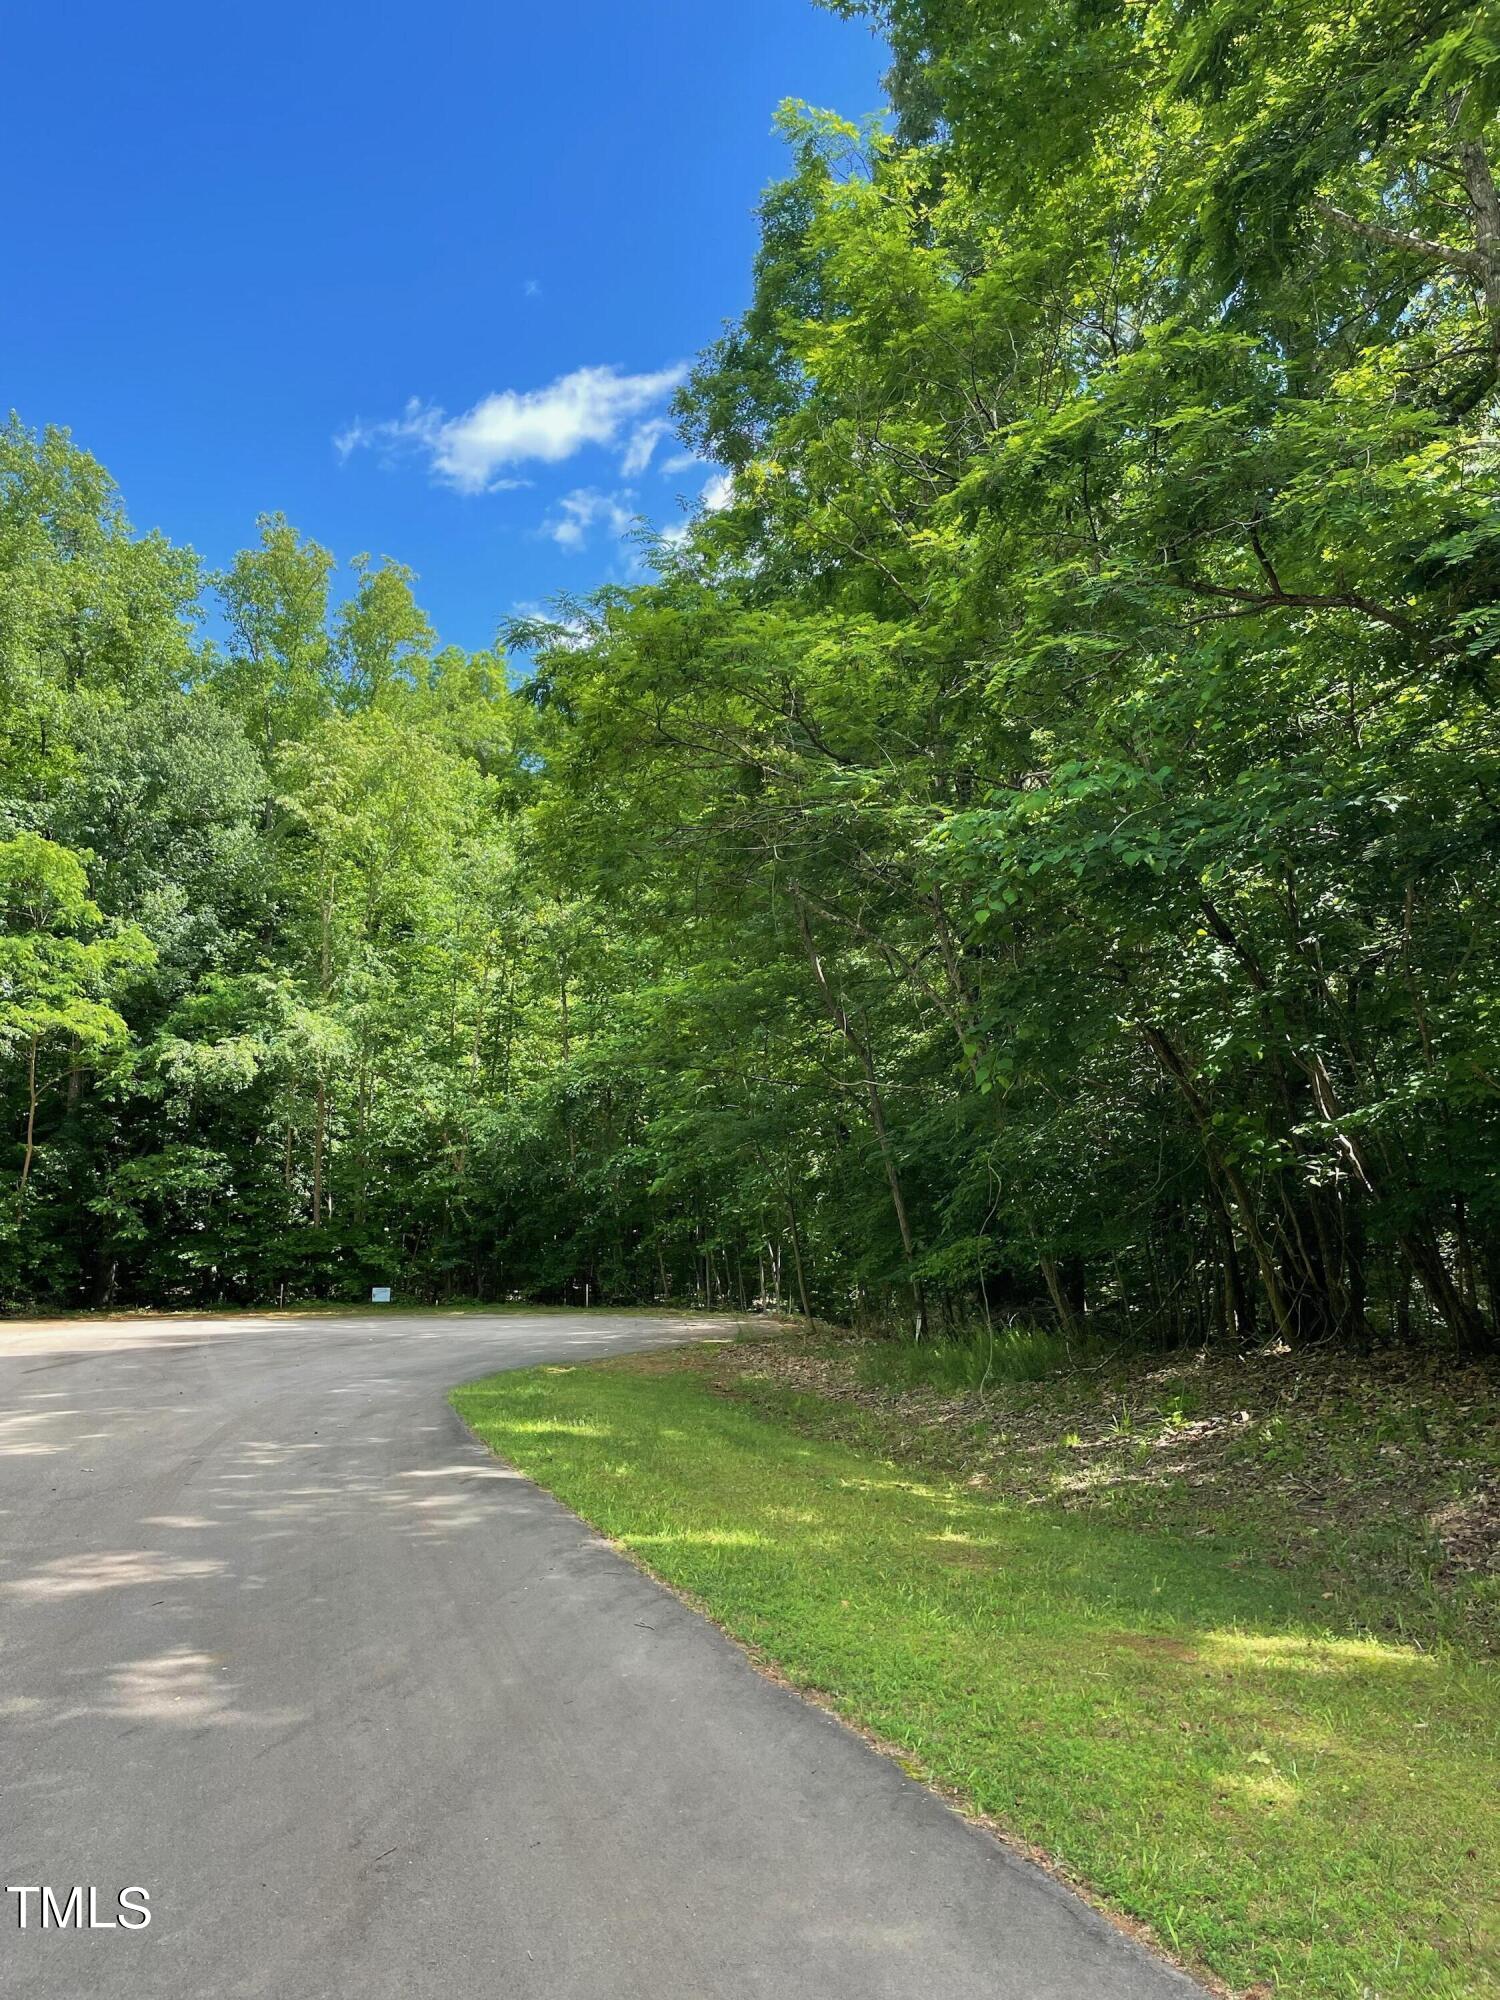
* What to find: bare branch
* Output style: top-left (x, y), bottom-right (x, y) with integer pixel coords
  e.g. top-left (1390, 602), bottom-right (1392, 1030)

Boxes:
top-left (1312, 198), bottom-right (1482, 280)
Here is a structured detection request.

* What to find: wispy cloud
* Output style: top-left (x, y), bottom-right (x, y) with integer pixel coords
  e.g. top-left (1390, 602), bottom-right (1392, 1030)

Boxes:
top-left (656, 469), bottom-right (736, 555)
top-left (621, 418), bottom-right (672, 478)
top-left (543, 487), bottom-right (640, 551)
top-left (336, 362), bottom-right (686, 495)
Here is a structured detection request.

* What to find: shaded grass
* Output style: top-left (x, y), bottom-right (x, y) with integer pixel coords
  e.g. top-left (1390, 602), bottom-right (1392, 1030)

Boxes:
top-left (857, 1322), bottom-right (1078, 1388)
top-left (704, 1333), bottom-right (1500, 1655)
top-left (454, 1356), bottom-right (1499, 2000)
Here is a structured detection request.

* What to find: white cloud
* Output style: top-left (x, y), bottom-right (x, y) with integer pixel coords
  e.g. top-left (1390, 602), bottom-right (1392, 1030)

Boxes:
top-left (649, 469), bottom-right (736, 563)
top-left (336, 362), bottom-right (686, 495)
top-left (621, 418), bottom-right (672, 478)
top-left (543, 487), bottom-right (639, 552)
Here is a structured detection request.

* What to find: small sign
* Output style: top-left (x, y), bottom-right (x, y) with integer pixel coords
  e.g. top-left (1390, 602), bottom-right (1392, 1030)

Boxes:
top-left (371, 1286), bottom-right (392, 1304)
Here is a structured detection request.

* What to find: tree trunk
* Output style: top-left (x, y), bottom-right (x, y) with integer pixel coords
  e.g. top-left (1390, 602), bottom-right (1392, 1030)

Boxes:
top-left (311, 1077), bottom-right (326, 1226)
top-left (1457, 135), bottom-right (1500, 362)
top-left (1140, 1024), bottom-right (1297, 1342)
top-left (19, 1034), bottom-right (40, 1195)
top-left (784, 1196), bottom-right (814, 1325)
top-left (1039, 1255), bottom-right (1081, 1342)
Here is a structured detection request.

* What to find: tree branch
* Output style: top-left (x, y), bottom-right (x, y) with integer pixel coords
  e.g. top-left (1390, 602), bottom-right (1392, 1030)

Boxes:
top-left (1313, 198), bottom-right (1482, 279)
top-left (1164, 575), bottom-right (1422, 640)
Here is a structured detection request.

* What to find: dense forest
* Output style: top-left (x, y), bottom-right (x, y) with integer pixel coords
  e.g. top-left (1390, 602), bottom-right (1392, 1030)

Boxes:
top-left (3, 0), bottom-right (1497, 1350)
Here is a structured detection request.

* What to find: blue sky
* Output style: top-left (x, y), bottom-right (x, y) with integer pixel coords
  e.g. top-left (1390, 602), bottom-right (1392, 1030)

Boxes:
top-left (4, 1), bottom-right (885, 652)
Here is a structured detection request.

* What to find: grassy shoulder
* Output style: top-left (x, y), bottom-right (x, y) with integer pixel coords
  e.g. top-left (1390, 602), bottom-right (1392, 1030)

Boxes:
top-left (454, 1348), bottom-right (1499, 2000)
top-left (691, 1329), bottom-right (1500, 1656)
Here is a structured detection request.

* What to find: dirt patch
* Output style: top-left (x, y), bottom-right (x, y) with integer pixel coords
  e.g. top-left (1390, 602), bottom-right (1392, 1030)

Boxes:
top-left (605, 1350), bottom-right (699, 1377)
top-left (1108, 1631), bottom-right (1201, 1663)
top-left (1428, 1480), bottom-right (1500, 1577)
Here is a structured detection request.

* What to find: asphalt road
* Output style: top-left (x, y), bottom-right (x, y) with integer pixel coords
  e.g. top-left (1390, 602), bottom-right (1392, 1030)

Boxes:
top-left (1, 1310), bottom-right (1204, 1998)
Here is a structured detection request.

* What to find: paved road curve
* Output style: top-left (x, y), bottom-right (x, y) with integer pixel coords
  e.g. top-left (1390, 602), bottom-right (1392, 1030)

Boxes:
top-left (1, 1311), bottom-right (1204, 1999)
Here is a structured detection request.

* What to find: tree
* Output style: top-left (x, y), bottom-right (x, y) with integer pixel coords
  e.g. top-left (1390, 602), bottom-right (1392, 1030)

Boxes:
top-left (0, 834), bottom-right (152, 1195)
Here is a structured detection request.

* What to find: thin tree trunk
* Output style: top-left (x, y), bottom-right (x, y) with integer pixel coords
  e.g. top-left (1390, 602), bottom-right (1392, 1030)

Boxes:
top-left (19, 1034), bottom-right (40, 1194)
top-left (1204, 1174), bottom-right (1256, 1344)
top-left (1039, 1255), bottom-right (1080, 1342)
top-left (784, 1196), bottom-right (814, 1326)
top-left (1140, 1024), bottom-right (1296, 1341)
top-left (1457, 134), bottom-right (1500, 363)
top-left (312, 1077), bottom-right (326, 1226)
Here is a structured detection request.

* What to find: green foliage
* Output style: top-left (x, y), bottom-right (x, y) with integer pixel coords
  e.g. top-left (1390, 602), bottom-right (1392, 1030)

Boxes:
top-left (0, 832), bottom-right (152, 1104)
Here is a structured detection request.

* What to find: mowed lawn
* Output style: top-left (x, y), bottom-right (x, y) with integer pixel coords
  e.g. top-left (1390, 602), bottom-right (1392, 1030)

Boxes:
top-left (453, 1355), bottom-right (1499, 2000)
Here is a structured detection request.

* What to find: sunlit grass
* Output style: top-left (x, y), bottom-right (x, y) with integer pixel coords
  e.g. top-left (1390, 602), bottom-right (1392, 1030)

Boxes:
top-left (491, 1417), bottom-right (612, 1439)
top-left (453, 1359), bottom-right (1500, 2000)
top-left (713, 1338), bottom-right (1499, 1652)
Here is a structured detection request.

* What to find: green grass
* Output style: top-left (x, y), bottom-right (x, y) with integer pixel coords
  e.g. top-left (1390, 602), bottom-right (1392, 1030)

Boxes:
top-left (856, 1322), bottom-right (1079, 1388)
top-left (454, 1354), bottom-right (1499, 2000)
top-left (708, 1333), bottom-right (1499, 1654)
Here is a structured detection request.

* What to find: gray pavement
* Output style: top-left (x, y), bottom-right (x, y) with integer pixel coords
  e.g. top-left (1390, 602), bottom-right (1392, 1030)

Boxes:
top-left (0, 1309), bottom-right (1205, 1997)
